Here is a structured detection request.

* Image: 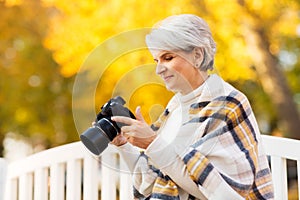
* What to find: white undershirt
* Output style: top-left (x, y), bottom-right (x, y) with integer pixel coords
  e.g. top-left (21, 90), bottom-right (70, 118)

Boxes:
top-left (157, 83), bottom-right (205, 146)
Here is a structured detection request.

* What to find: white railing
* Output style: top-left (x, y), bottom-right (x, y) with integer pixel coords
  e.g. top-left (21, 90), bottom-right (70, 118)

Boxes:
top-left (262, 135), bottom-right (300, 200)
top-left (1, 135), bottom-right (300, 200)
top-left (1, 142), bottom-right (133, 200)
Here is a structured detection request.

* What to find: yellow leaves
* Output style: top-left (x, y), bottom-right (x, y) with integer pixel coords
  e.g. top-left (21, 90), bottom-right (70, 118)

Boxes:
top-left (272, 8), bottom-right (300, 37)
top-left (3, 0), bottom-right (22, 6)
top-left (197, 0), bottom-right (256, 81)
top-left (44, 12), bottom-right (103, 77)
top-left (7, 0), bottom-right (300, 83)
top-left (195, 0), bottom-right (300, 82)
top-left (15, 108), bottom-right (30, 124)
top-left (206, 0), bottom-right (240, 19)
top-left (94, 48), bottom-right (159, 110)
top-left (242, 0), bottom-right (300, 37)
top-left (129, 84), bottom-right (173, 124)
top-left (26, 0), bottom-right (300, 120)
top-left (42, 0), bottom-right (98, 14)
top-left (43, 0), bottom-right (197, 78)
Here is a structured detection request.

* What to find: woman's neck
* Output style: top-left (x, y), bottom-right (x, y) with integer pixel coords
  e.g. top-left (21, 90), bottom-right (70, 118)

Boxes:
top-left (180, 71), bottom-right (209, 95)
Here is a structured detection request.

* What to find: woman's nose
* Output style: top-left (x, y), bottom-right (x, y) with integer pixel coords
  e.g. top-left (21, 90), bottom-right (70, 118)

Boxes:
top-left (156, 63), bottom-right (166, 75)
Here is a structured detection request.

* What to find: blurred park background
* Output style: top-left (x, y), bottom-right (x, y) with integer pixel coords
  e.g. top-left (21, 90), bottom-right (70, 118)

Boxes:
top-left (0, 0), bottom-right (300, 164)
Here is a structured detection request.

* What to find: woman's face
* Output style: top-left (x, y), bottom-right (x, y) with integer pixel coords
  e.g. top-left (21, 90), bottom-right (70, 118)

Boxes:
top-left (153, 49), bottom-right (206, 95)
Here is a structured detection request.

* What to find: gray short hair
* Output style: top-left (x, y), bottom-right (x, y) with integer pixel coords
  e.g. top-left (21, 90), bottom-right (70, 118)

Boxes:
top-left (146, 14), bottom-right (217, 71)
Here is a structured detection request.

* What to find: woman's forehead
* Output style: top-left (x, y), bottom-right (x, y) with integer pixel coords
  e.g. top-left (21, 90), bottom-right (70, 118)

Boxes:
top-left (152, 50), bottom-right (170, 58)
top-left (151, 49), bottom-right (179, 58)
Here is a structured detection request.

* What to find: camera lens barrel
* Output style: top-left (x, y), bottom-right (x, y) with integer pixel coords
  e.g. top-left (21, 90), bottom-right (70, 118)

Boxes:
top-left (80, 118), bottom-right (118, 155)
top-left (80, 126), bottom-right (110, 155)
top-left (98, 118), bottom-right (118, 140)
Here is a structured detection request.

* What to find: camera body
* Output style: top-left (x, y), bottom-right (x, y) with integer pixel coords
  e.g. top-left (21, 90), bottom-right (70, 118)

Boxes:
top-left (80, 96), bottom-right (135, 155)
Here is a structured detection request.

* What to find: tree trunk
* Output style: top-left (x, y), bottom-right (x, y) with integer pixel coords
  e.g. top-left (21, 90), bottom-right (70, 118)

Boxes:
top-left (242, 25), bottom-right (300, 139)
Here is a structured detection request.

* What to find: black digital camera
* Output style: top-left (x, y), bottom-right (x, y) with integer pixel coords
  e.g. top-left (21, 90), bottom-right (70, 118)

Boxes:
top-left (80, 96), bottom-right (135, 155)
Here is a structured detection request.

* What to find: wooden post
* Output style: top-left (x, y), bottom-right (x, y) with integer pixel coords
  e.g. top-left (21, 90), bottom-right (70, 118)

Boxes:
top-left (0, 158), bottom-right (7, 200)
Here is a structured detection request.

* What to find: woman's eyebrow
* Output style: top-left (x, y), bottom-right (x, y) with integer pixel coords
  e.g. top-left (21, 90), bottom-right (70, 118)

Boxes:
top-left (154, 51), bottom-right (174, 62)
top-left (159, 52), bottom-right (171, 59)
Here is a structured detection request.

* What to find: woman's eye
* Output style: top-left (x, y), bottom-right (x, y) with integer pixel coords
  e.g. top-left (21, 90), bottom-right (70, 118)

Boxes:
top-left (165, 56), bottom-right (173, 61)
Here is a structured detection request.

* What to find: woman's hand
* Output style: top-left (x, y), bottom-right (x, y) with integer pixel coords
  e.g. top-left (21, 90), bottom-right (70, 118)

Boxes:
top-left (91, 122), bottom-right (127, 147)
top-left (110, 134), bottom-right (128, 146)
top-left (111, 106), bottom-right (157, 149)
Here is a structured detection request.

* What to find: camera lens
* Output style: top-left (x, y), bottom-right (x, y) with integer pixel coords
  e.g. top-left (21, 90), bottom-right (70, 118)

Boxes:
top-left (98, 118), bottom-right (118, 141)
top-left (80, 118), bottom-right (119, 155)
top-left (80, 126), bottom-right (111, 155)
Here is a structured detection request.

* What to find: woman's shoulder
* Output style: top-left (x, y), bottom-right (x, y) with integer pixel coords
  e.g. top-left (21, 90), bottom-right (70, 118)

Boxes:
top-left (201, 74), bottom-right (248, 102)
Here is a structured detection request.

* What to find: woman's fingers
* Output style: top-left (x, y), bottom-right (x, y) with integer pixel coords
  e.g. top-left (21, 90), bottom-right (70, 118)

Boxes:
top-left (111, 106), bottom-right (157, 149)
top-left (110, 134), bottom-right (127, 146)
top-left (111, 106), bottom-right (145, 124)
top-left (111, 116), bottom-right (135, 125)
top-left (121, 126), bottom-right (135, 137)
top-left (135, 106), bottom-right (145, 122)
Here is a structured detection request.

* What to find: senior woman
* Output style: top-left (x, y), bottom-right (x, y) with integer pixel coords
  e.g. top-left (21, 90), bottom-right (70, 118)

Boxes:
top-left (111, 14), bottom-right (274, 200)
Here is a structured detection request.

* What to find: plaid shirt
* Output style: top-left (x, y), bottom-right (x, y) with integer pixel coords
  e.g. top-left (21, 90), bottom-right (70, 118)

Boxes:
top-left (125, 74), bottom-right (274, 200)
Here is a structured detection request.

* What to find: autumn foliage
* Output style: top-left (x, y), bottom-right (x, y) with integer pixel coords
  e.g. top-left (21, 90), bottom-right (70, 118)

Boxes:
top-left (0, 0), bottom-right (300, 154)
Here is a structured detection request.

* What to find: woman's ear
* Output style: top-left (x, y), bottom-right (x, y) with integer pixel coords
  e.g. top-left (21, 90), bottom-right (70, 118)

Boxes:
top-left (193, 47), bottom-right (204, 68)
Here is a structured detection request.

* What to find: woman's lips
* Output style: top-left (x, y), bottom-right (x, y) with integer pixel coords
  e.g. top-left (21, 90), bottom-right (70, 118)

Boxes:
top-left (163, 75), bottom-right (173, 82)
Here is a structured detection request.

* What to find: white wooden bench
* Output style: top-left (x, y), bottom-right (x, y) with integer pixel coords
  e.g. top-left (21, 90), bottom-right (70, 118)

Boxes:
top-left (1, 135), bottom-right (300, 200)
top-left (1, 143), bottom-right (133, 200)
top-left (262, 135), bottom-right (300, 200)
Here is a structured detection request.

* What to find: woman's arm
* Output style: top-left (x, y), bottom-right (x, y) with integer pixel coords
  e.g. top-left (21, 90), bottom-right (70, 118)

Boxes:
top-left (145, 125), bottom-right (246, 199)
top-left (145, 119), bottom-right (246, 199)
top-left (115, 142), bottom-right (141, 172)
top-left (145, 92), bottom-right (272, 199)
top-left (111, 106), bottom-right (159, 197)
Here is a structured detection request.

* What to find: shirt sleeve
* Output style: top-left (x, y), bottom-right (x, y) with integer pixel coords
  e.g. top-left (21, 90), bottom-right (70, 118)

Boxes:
top-left (145, 93), bottom-right (259, 199)
top-left (116, 142), bottom-right (141, 172)
top-left (116, 143), bottom-right (158, 197)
